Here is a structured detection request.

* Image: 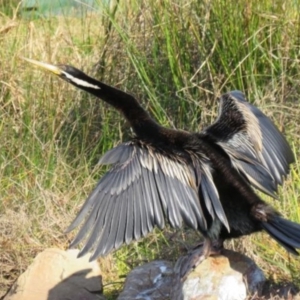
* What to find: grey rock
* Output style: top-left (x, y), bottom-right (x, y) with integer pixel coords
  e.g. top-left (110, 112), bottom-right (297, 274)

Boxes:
top-left (118, 249), bottom-right (265, 300)
top-left (118, 260), bottom-right (174, 300)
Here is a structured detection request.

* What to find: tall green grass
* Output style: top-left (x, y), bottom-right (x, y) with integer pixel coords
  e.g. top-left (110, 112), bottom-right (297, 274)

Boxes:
top-left (1, 0), bottom-right (300, 298)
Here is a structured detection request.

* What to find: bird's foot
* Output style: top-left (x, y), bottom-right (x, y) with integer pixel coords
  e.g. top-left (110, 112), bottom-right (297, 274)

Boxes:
top-left (175, 239), bottom-right (224, 282)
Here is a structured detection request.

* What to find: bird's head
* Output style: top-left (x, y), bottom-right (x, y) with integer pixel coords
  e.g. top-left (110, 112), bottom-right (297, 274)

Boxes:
top-left (21, 57), bottom-right (101, 91)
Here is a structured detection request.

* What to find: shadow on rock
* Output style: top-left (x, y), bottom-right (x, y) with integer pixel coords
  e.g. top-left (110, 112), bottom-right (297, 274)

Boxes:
top-left (47, 269), bottom-right (104, 300)
top-left (2, 248), bottom-right (103, 300)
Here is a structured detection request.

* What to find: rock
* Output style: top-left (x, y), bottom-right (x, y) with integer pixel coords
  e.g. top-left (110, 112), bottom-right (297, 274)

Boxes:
top-left (4, 247), bottom-right (265, 300)
top-left (118, 250), bottom-right (265, 300)
top-left (180, 249), bottom-right (265, 300)
top-left (4, 248), bottom-right (104, 300)
top-left (117, 260), bottom-right (174, 300)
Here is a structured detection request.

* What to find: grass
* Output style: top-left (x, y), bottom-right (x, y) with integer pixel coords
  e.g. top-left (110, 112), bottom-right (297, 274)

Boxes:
top-left (1, 0), bottom-right (300, 298)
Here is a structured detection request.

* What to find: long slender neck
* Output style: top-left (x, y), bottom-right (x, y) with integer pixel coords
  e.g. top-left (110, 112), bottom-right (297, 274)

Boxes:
top-left (62, 69), bottom-right (162, 139)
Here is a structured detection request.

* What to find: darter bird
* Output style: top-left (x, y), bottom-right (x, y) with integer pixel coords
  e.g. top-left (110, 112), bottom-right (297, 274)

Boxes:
top-left (24, 58), bottom-right (298, 272)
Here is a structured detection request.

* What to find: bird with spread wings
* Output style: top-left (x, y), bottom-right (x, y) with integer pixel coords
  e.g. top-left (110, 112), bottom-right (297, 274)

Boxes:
top-left (24, 58), bottom-right (297, 272)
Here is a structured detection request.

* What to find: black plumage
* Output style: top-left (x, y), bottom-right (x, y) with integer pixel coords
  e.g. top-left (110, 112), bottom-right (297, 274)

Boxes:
top-left (24, 58), bottom-right (298, 266)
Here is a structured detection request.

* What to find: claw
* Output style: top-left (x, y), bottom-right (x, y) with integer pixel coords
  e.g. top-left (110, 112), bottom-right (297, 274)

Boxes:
top-left (175, 239), bottom-right (224, 281)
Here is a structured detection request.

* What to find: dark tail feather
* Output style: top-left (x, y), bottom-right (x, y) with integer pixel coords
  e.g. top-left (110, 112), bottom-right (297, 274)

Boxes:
top-left (261, 216), bottom-right (300, 255)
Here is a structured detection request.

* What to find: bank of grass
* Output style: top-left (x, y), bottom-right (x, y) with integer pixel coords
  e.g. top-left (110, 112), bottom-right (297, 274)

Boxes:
top-left (1, 0), bottom-right (300, 298)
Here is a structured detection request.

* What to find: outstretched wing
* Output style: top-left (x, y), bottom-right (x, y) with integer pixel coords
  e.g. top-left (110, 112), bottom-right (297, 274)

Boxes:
top-left (203, 90), bottom-right (294, 197)
top-left (66, 141), bottom-right (228, 260)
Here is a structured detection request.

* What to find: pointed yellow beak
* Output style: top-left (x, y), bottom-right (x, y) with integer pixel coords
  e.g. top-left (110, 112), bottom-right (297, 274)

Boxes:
top-left (21, 57), bottom-right (63, 75)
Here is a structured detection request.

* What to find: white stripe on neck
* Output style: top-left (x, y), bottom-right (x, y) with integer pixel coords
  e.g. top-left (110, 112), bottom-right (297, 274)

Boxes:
top-left (62, 71), bottom-right (101, 89)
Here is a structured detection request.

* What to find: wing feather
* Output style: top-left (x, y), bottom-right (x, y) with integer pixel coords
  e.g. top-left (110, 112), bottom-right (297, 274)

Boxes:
top-left (201, 164), bottom-right (229, 232)
top-left (155, 163), bottom-right (180, 228)
top-left (106, 196), bottom-right (123, 253)
top-left (132, 179), bottom-right (142, 240)
top-left (204, 90), bottom-right (294, 197)
top-left (139, 167), bottom-right (154, 232)
top-left (221, 144), bottom-right (277, 197)
top-left (125, 185), bottom-right (134, 244)
top-left (136, 177), bottom-right (148, 237)
top-left (78, 194), bottom-right (114, 257)
top-left (99, 143), bottom-right (132, 165)
top-left (114, 191), bottom-right (128, 249)
top-left (142, 167), bottom-right (165, 229)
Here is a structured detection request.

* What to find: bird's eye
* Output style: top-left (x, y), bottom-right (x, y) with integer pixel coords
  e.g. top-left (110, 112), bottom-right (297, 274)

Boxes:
top-left (60, 73), bottom-right (70, 82)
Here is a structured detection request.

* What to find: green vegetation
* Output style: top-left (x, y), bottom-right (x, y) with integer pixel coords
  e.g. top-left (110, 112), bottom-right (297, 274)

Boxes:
top-left (1, 0), bottom-right (300, 298)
